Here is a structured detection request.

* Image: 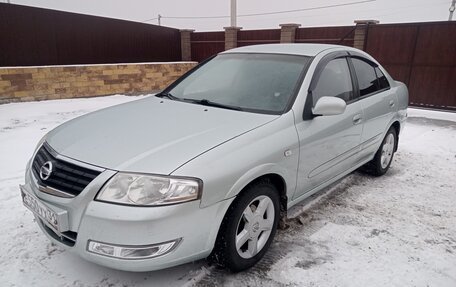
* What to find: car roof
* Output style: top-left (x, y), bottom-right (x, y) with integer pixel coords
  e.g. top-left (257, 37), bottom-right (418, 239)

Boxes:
top-left (220, 43), bottom-right (351, 57)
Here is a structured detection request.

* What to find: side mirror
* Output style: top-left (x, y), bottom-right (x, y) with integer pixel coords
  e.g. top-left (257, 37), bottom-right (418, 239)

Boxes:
top-left (312, 96), bottom-right (346, 116)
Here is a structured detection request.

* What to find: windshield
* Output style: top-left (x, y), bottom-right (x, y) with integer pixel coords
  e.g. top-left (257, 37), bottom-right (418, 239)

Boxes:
top-left (166, 53), bottom-right (311, 114)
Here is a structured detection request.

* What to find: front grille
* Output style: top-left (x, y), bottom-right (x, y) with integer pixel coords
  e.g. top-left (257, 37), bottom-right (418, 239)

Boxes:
top-left (32, 143), bottom-right (102, 197)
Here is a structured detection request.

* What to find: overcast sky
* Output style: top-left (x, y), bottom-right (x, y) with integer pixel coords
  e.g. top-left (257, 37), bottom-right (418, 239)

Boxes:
top-left (5, 0), bottom-right (453, 31)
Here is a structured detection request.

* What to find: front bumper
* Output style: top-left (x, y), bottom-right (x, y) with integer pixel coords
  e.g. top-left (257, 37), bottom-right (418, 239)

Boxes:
top-left (22, 165), bottom-right (233, 272)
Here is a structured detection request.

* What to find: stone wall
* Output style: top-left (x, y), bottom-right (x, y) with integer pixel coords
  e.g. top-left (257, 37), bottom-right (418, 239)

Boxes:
top-left (0, 62), bottom-right (197, 104)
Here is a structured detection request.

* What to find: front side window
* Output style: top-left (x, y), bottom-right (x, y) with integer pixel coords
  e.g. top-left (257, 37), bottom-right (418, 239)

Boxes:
top-left (351, 58), bottom-right (384, 97)
top-left (312, 58), bottom-right (353, 106)
top-left (167, 53), bottom-right (311, 114)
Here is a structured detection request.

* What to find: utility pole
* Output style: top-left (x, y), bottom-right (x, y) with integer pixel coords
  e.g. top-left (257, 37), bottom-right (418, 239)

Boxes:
top-left (230, 0), bottom-right (237, 27)
top-left (450, 0), bottom-right (456, 21)
top-left (158, 14), bottom-right (162, 26)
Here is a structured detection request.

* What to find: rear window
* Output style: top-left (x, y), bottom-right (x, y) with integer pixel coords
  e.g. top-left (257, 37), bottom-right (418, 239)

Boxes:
top-left (351, 58), bottom-right (382, 97)
top-left (375, 67), bottom-right (390, 90)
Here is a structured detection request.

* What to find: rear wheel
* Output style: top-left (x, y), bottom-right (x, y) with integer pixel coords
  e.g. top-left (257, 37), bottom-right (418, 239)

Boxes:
top-left (363, 127), bottom-right (397, 176)
top-left (211, 180), bottom-right (280, 272)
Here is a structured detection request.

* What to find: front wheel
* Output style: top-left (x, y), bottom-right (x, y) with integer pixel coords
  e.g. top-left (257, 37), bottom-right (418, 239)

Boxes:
top-left (211, 180), bottom-right (280, 272)
top-left (363, 127), bottom-right (397, 176)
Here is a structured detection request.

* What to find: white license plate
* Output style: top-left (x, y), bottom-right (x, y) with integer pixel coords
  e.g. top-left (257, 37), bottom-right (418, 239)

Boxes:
top-left (21, 185), bottom-right (62, 232)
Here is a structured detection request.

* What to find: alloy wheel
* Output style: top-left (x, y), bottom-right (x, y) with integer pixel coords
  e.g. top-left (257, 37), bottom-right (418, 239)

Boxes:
top-left (235, 195), bottom-right (275, 259)
top-left (380, 133), bottom-right (395, 169)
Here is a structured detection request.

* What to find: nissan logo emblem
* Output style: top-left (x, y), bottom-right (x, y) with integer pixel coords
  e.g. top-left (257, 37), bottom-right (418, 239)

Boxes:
top-left (39, 161), bottom-right (53, 181)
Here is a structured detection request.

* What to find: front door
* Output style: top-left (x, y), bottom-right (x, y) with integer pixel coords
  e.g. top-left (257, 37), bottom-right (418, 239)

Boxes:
top-left (293, 56), bottom-right (364, 200)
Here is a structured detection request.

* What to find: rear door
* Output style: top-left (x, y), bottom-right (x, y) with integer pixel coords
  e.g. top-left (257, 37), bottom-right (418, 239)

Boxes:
top-left (348, 56), bottom-right (396, 161)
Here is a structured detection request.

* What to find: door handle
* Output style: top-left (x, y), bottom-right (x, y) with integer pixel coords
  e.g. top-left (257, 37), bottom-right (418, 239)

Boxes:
top-left (389, 100), bottom-right (395, 107)
top-left (353, 114), bottom-right (363, 125)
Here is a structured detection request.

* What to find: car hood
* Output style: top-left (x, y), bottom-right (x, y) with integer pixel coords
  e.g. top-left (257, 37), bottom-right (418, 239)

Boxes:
top-left (46, 96), bottom-right (278, 174)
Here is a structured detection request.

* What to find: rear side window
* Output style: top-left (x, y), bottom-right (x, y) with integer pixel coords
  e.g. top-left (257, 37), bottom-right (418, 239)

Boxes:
top-left (312, 58), bottom-right (353, 105)
top-left (375, 67), bottom-right (390, 90)
top-left (351, 58), bottom-right (384, 97)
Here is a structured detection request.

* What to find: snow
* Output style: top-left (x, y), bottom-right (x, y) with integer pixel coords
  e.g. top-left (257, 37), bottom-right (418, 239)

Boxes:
top-left (407, 107), bottom-right (456, 122)
top-left (1, 96), bottom-right (455, 286)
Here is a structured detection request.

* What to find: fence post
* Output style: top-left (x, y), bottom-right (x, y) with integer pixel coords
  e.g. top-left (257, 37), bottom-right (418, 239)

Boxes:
top-left (224, 26), bottom-right (242, 50)
top-left (353, 20), bottom-right (379, 50)
top-left (279, 23), bottom-right (301, 43)
top-left (180, 29), bottom-right (194, 61)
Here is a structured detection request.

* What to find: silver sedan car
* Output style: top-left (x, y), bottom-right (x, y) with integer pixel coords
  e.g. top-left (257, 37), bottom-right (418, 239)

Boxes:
top-left (20, 44), bottom-right (408, 272)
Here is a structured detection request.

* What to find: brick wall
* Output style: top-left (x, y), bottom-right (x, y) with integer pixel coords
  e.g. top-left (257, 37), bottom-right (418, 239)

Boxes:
top-left (0, 62), bottom-right (197, 104)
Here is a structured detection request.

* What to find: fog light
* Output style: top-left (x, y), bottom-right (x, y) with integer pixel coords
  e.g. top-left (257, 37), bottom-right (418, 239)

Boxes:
top-left (87, 238), bottom-right (181, 259)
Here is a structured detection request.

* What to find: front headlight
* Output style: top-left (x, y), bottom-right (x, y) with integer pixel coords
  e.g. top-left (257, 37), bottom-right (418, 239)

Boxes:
top-left (96, 173), bottom-right (202, 206)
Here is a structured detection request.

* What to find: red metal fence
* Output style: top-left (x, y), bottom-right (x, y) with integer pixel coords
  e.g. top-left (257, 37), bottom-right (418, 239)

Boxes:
top-left (365, 21), bottom-right (456, 110)
top-left (295, 26), bottom-right (355, 46)
top-left (191, 26), bottom-right (357, 62)
top-left (190, 31), bottom-right (225, 62)
top-left (191, 21), bottom-right (455, 110)
top-left (0, 3), bottom-right (454, 110)
top-left (0, 3), bottom-right (182, 66)
top-left (238, 29), bottom-right (281, 47)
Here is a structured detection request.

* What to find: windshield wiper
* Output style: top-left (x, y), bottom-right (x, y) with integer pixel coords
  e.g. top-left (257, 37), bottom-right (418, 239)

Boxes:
top-left (182, 98), bottom-right (244, 111)
top-left (155, 92), bottom-right (179, 100)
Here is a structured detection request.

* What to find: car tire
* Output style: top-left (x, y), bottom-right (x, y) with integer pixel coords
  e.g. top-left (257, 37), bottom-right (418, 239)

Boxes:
top-left (210, 179), bottom-right (280, 272)
top-left (363, 127), bottom-right (397, 176)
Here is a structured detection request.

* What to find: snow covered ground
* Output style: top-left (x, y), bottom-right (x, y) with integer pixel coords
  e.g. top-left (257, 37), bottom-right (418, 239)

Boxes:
top-left (0, 95), bottom-right (455, 287)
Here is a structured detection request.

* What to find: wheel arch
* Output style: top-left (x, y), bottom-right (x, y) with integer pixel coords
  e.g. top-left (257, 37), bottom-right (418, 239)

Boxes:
top-left (209, 172), bottom-right (287, 269)
top-left (240, 173), bottom-right (288, 216)
top-left (390, 121), bottom-right (401, 151)
top-left (224, 164), bottom-right (293, 216)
